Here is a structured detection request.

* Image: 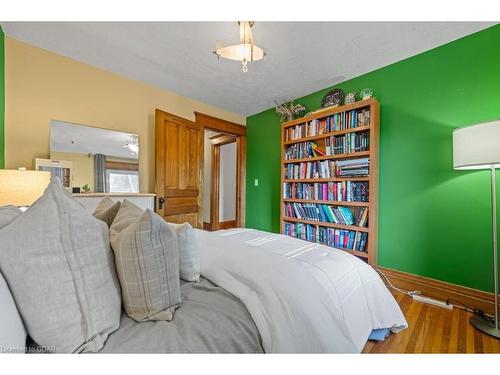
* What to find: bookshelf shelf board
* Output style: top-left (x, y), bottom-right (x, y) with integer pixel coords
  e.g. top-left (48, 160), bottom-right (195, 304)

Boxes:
top-left (283, 217), bottom-right (369, 232)
top-left (337, 248), bottom-right (369, 259)
top-left (286, 237), bottom-right (369, 259)
top-left (283, 177), bottom-right (369, 183)
top-left (282, 98), bottom-right (377, 129)
top-left (284, 125), bottom-right (371, 145)
top-left (283, 150), bottom-right (370, 164)
top-left (283, 198), bottom-right (369, 207)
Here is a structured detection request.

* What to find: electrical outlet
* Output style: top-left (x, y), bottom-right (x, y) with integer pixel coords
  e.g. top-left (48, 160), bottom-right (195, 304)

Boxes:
top-left (254, 179), bottom-right (259, 187)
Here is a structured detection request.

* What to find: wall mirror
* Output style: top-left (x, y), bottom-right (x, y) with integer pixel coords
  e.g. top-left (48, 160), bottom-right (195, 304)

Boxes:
top-left (49, 120), bottom-right (140, 193)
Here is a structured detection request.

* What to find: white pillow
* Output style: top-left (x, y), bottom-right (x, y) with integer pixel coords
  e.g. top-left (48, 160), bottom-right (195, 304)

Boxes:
top-left (0, 271), bottom-right (27, 352)
top-left (0, 207), bottom-right (26, 352)
top-left (0, 205), bottom-right (22, 229)
top-left (0, 178), bottom-right (122, 353)
top-left (168, 222), bottom-right (201, 282)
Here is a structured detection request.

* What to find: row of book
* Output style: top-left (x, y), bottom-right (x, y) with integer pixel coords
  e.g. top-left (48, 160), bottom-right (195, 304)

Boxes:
top-left (283, 181), bottom-right (369, 202)
top-left (285, 141), bottom-right (316, 160)
top-left (285, 133), bottom-right (369, 160)
top-left (330, 132), bottom-right (369, 155)
top-left (284, 202), bottom-right (368, 227)
top-left (336, 158), bottom-right (370, 177)
top-left (284, 158), bottom-right (370, 179)
top-left (284, 222), bottom-right (368, 252)
top-left (284, 108), bottom-right (371, 141)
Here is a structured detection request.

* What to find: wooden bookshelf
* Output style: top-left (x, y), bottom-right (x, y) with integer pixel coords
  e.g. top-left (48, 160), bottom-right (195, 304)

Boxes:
top-left (280, 97), bottom-right (379, 265)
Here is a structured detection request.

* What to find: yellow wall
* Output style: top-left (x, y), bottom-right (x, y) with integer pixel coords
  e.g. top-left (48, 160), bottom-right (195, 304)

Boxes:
top-left (4, 37), bottom-right (246, 193)
top-left (50, 151), bottom-right (94, 191)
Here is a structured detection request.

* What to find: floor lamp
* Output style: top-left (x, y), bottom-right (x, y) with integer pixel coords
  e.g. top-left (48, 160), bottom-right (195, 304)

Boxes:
top-left (453, 120), bottom-right (500, 339)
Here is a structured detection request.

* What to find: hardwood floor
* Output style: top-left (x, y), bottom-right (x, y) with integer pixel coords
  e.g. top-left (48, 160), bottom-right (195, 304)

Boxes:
top-left (362, 292), bottom-right (500, 353)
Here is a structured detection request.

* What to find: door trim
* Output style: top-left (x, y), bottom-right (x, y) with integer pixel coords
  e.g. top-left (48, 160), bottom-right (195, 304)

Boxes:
top-left (209, 137), bottom-right (238, 231)
top-left (194, 112), bottom-right (246, 136)
top-left (210, 142), bottom-right (220, 230)
top-left (195, 112), bottom-right (246, 228)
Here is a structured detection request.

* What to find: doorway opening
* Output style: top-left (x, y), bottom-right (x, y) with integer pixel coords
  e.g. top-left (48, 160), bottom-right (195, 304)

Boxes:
top-left (203, 130), bottom-right (238, 231)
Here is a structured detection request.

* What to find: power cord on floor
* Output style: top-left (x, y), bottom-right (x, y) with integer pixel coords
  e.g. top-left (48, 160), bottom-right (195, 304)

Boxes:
top-left (446, 298), bottom-right (497, 323)
top-left (445, 298), bottom-right (474, 313)
top-left (376, 269), bottom-right (421, 297)
top-left (376, 270), bottom-right (497, 322)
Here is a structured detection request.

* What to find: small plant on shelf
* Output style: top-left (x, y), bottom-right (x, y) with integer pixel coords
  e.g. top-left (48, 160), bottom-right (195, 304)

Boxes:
top-left (275, 99), bottom-right (306, 123)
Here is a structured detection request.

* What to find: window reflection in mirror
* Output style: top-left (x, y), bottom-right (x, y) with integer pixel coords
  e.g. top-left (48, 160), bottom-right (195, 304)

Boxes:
top-left (49, 120), bottom-right (140, 193)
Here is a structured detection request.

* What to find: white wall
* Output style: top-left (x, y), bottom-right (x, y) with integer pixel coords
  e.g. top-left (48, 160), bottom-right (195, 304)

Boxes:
top-left (219, 142), bottom-right (237, 223)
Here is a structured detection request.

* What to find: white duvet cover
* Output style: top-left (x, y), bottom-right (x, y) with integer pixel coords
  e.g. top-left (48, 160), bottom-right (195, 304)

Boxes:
top-left (196, 228), bottom-right (407, 353)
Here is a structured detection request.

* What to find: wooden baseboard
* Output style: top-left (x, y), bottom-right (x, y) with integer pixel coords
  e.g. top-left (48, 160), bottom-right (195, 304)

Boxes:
top-left (203, 220), bottom-right (236, 231)
top-left (217, 220), bottom-right (236, 230)
top-left (377, 266), bottom-right (496, 315)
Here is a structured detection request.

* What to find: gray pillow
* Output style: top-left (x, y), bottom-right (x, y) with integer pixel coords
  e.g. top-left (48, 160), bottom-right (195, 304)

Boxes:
top-left (0, 179), bottom-right (122, 353)
top-left (0, 271), bottom-right (27, 353)
top-left (0, 205), bottom-right (23, 229)
top-left (168, 222), bottom-right (201, 282)
top-left (93, 197), bottom-right (121, 227)
top-left (110, 200), bottom-right (181, 322)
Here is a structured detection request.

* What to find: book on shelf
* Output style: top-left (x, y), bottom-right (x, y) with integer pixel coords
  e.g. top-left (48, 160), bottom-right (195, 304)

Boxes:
top-left (284, 107), bottom-right (371, 141)
top-left (284, 222), bottom-right (368, 252)
top-left (284, 202), bottom-right (368, 227)
top-left (284, 157), bottom-right (369, 180)
top-left (331, 132), bottom-right (369, 155)
top-left (356, 207), bottom-right (369, 227)
top-left (335, 158), bottom-right (370, 177)
top-left (283, 181), bottom-right (369, 202)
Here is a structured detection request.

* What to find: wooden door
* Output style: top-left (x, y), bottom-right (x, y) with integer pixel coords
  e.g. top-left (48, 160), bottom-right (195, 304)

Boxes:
top-left (155, 109), bottom-right (202, 228)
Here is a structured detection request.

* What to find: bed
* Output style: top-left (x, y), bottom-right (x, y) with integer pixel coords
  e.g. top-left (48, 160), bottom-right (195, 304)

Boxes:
top-left (0, 184), bottom-right (407, 353)
top-left (100, 228), bottom-right (407, 354)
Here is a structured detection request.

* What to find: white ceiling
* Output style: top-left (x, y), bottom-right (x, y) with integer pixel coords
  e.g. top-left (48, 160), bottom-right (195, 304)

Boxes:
top-left (50, 120), bottom-right (139, 160)
top-left (2, 22), bottom-right (495, 116)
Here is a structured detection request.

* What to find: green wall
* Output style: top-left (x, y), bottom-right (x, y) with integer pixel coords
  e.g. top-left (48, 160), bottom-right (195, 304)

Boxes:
top-left (0, 26), bottom-right (4, 168)
top-left (246, 24), bottom-right (500, 293)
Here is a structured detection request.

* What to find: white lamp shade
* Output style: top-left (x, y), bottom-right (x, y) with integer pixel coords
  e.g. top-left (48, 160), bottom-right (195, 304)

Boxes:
top-left (453, 120), bottom-right (500, 170)
top-left (0, 169), bottom-right (51, 206)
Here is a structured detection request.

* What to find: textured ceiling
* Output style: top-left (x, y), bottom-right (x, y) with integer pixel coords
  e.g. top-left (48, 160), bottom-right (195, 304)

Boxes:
top-left (2, 22), bottom-right (495, 116)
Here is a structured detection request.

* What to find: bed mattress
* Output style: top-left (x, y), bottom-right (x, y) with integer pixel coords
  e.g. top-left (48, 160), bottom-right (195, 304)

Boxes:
top-left (99, 277), bottom-right (263, 353)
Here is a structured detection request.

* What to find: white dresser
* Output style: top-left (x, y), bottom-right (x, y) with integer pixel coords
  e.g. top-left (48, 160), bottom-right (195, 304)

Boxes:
top-left (73, 193), bottom-right (156, 212)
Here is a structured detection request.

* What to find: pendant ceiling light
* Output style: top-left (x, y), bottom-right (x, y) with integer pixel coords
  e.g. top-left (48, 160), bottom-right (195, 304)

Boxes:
top-left (214, 21), bottom-right (265, 72)
top-left (123, 134), bottom-right (139, 156)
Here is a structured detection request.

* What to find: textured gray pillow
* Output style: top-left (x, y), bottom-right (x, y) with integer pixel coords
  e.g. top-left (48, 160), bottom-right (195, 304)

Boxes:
top-left (110, 200), bottom-right (181, 322)
top-left (0, 271), bottom-right (27, 353)
top-left (0, 205), bottom-right (22, 229)
top-left (168, 222), bottom-right (201, 282)
top-left (0, 179), bottom-right (122, 353)
top-left (93, 197), bottom-right (121, 227)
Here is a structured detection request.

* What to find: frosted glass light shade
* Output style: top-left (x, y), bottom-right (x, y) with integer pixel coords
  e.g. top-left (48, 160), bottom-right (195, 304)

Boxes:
top-left (0, 169), bottom-right (51, 206)
top-left (453, 120), bottom-right (500, 170)
top-left (215, 44), bottom-right (265, 62)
